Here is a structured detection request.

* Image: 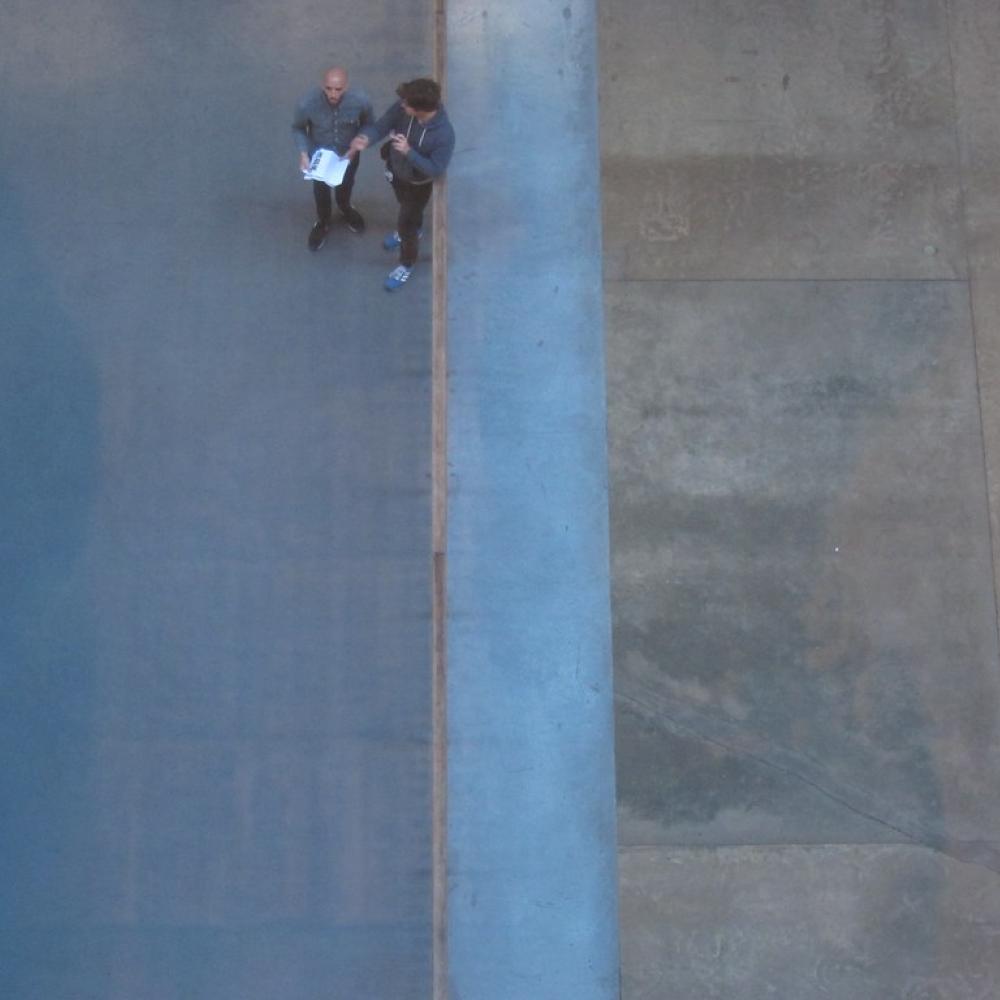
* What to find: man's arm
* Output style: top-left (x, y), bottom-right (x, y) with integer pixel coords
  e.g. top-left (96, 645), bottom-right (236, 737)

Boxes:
top-left (350, 101), bottom-right (401, 153)
top-left (291, 99), bottom-right (312, 170)
top-left (400, 127), bottom-right (455, 178)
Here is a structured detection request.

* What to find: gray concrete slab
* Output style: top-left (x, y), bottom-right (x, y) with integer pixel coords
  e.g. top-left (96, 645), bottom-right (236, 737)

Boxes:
top-left (1, 3), bottom-right (435, 996)
top-left (599, 0), bottom-right (965, 280)
top-left (602, 1), bottom-right (1000, 995)
top-left (620, 844), bottom-right (1000, 1000)
top-left (445, 2), bottom-right (620, 997)
top-left (607, 280), bottom-right (1000, 852)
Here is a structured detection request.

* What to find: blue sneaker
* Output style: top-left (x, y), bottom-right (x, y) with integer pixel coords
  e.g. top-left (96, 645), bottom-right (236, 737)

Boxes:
top-left (382, 229), bottom-right (422, 250)
top-left (384, 265), bottom-right (413, 291)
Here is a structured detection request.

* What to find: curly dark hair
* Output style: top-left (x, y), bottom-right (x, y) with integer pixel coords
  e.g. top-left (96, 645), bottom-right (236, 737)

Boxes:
top-left (396, 78), bottom-right (441, 112)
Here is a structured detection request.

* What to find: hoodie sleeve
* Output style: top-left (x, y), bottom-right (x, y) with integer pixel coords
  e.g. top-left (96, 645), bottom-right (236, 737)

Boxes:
top-left (405, 122), bottom-right (455, 178)
top-left (360, 101), bottom-right (401, 144)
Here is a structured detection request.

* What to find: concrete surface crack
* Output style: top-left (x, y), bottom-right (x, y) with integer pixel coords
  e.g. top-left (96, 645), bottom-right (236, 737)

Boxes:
top-left (617, 683), bottom-right (1000, 877)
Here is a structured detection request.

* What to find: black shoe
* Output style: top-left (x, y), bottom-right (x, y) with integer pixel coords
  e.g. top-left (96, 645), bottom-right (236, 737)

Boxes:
top-left (308, 220), bottom-right (329, 251)
top-left (342, 207), bottom-right (365, 234)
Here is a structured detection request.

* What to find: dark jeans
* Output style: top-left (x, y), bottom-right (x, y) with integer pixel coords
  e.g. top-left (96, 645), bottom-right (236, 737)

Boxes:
top-left (312, 153), bottom-right (360, 223)
top-left (391, 178), bottom-right (433, 267)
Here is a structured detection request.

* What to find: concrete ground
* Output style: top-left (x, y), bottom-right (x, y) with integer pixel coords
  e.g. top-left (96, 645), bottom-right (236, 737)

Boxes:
top-left (2, 3), bottom-right (621, 998)
top-left (11, 0), bottom-right (1000, 996)
top-left (600, 1), bottom-right (1000, 997)
top-left (1, 3), bottom-right (436, 997)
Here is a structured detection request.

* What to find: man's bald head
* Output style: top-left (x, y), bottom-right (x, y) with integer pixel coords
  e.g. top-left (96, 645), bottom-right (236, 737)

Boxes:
top-left (322, 67), bottom-right (348, 105)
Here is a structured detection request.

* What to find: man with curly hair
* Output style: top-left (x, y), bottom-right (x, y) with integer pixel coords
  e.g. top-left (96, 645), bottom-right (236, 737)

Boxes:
top-left (349, 78), bottom-right (455, 291)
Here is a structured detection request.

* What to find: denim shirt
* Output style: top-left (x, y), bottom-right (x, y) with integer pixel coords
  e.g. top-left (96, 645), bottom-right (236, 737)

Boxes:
top-left (292, 87), bottom-right (374, 157)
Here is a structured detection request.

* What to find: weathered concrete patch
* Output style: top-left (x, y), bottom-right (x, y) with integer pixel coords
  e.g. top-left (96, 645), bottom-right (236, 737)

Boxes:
top-left (606, 280), bottom-right (1000, 852)
top-left (619, 843), bottom-right (1000, 1000)
top-left (600, 0), bottom-right (964, 280)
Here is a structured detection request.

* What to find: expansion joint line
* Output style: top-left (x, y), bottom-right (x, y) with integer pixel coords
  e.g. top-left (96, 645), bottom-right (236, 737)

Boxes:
top-left (431, 1), bottom-right (448, 999)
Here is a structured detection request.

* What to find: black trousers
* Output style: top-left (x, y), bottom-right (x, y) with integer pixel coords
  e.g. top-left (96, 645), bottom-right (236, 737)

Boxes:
top-left (391, 177), bottom-right (433, 267)
top-left (312, 153), bottom-right (360, 223)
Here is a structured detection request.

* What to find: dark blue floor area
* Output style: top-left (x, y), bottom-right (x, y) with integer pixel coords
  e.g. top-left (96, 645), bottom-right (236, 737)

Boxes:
top-left (1, 4), bottom-right (435, 997)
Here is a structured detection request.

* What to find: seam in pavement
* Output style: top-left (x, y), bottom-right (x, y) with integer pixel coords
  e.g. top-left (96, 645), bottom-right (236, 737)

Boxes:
top-left (431, 1), bottom-right (448, 998)
top-left (604, 277), bottom-right (968, 284)
top-left (617, 842), bottom-right (1000, 862)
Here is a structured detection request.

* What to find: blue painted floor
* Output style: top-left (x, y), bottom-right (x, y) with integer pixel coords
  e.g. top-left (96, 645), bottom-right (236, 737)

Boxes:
top-left (2, 4), bottom-right (436, 997)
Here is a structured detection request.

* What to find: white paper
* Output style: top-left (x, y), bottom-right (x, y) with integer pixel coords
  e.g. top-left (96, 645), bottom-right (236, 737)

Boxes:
top-left (303, 148), bottom-right (350, 187)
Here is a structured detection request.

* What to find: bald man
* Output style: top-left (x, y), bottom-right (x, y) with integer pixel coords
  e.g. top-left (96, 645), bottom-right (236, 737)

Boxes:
top-left (292, 66), bottom-right (374, 250)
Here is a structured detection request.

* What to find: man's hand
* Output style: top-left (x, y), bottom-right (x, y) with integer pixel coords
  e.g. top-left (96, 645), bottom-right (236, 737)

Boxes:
top-left (348, 134), bottom-right (369, 157)
top-left (299, 151), bottom-right (310, 172)
top-left (390, 131), bottom-right (411, 156)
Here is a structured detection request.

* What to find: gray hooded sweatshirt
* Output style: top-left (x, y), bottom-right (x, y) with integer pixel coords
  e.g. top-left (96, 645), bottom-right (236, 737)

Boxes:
top-left (359, 100), bottom-right (455, 184)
